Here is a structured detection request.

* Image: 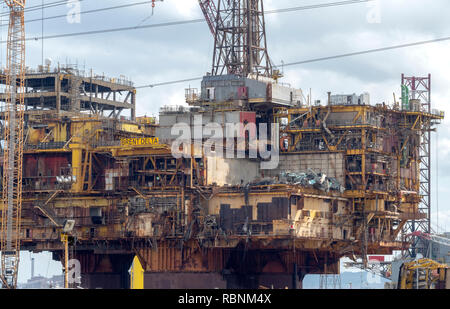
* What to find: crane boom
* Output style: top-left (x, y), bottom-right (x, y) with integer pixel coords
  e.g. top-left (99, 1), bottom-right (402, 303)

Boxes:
top-left (198, 0), bottom-right (233, 75)
top-left (409, 231), bottom-right (450, 248)
top-left (0, 0), bottom-right (26, 289)
top-left (198, 0), bottom-right (218, 36)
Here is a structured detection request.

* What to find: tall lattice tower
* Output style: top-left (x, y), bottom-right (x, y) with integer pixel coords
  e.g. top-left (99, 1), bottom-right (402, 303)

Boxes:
top-left (200, 0), bottom-right (272, 77)
top-left (401, 74), bottom-right (432, 259)
top-left (1, 0), bottom-right (26, 289)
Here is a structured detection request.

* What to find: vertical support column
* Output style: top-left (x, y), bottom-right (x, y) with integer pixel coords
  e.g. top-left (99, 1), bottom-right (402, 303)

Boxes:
top-left (292, 262), bottom-right (298, 289)
top-left (131, 90), bottom-right (136, 121)
top-left (70, 143), bottom-right (84, 193)
top-left (297, 269), bottom-right (305, 289)
top-left (362, 129), bottom-right (366, 188)
top-left (63, 234), bottom-right (69, 289)
top-left (56, 73), bottom-right (61, 114)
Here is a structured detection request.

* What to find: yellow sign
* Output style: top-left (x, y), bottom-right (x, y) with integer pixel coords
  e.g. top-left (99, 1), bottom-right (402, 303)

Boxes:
top-left (121, 137), bottom-right (159, 146)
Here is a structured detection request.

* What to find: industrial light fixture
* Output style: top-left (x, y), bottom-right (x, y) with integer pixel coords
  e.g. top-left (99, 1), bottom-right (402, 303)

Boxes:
top-left (62, 220), bottom-right (75, 233)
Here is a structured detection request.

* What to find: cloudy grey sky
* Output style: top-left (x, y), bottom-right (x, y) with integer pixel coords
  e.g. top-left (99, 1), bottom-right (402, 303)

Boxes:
top-left (6, 0), bottom-right (450, 283)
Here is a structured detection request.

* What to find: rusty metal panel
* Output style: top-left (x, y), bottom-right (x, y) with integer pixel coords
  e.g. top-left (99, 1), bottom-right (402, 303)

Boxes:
top-left (219, 204), bottom-right (253, 232)
top-left (219, 204), bottom-right (231, 231)
top-left (257, 198), bottom-right (289, 222)
top-left (273, 197), bottom-right (289, 218)
top-left (257, 203), bottom-right (271, 222)
top-left (131, 214), bottom-right (154, 237)
top-left (143, 273), bottom-right (226, 289)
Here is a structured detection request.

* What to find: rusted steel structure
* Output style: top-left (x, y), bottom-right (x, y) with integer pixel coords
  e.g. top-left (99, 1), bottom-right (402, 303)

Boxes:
top-left (0, 65), bottom-right (443, 288)
top-left (0, 0), bottom-right (444, 289)
top-left (0, 64), bottom-right (137, 121)
top-left (273, 99), bottom-right (443, 267)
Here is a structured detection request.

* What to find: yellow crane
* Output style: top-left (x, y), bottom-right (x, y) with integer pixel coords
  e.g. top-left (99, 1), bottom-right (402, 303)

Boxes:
top-left (398, 259), bottom-right (449, 289)
top-left (0, 0), bottom-right (26, 289)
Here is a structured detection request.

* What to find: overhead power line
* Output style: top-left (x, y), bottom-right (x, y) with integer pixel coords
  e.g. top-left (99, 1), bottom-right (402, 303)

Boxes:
top-left (3, 0), bottom-right (444, 90)
top-left (1, 0), bottom-right (374, 41)
top-left (136, 77), bottom-right (204, 89)
top-left (265, 0), bottom-right (374, 14)
top-left (281, 36), bottom-right (450, 67)
top-left (0, 0), bottom-right (153, 28)
top-left (9, 0), bottom-right (374, 27)
top-left (0, 0), bottom-right (88, 18)
top-left (135, 36), bottom-right (450, 89)
top-left (1, 19), bottom-right (205, 43)
top-left (26, 0), bottom-right (68, 10)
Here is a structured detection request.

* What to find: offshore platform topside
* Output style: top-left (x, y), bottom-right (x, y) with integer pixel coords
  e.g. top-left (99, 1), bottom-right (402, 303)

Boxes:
top-left (0, 1), bottom-right (446, 289)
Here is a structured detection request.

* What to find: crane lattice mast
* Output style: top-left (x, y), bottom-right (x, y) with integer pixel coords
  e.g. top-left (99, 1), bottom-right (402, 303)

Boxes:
top-left (0, 0), bottom-right (26, 289)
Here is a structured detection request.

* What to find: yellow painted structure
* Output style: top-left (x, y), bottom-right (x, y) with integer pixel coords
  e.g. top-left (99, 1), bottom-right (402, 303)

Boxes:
top-left (121, 137), bottom-right (159, 146)
top-left (4, 70), bottom-right (444, 288)
top-left (136, 116), bottom-right (157, 125)
top-left (130, 256), bottom-right (144, 289)
top-left (399, 258), bottom-right (449, 289)
top-left (121, 123), bottom-right (143, 134)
